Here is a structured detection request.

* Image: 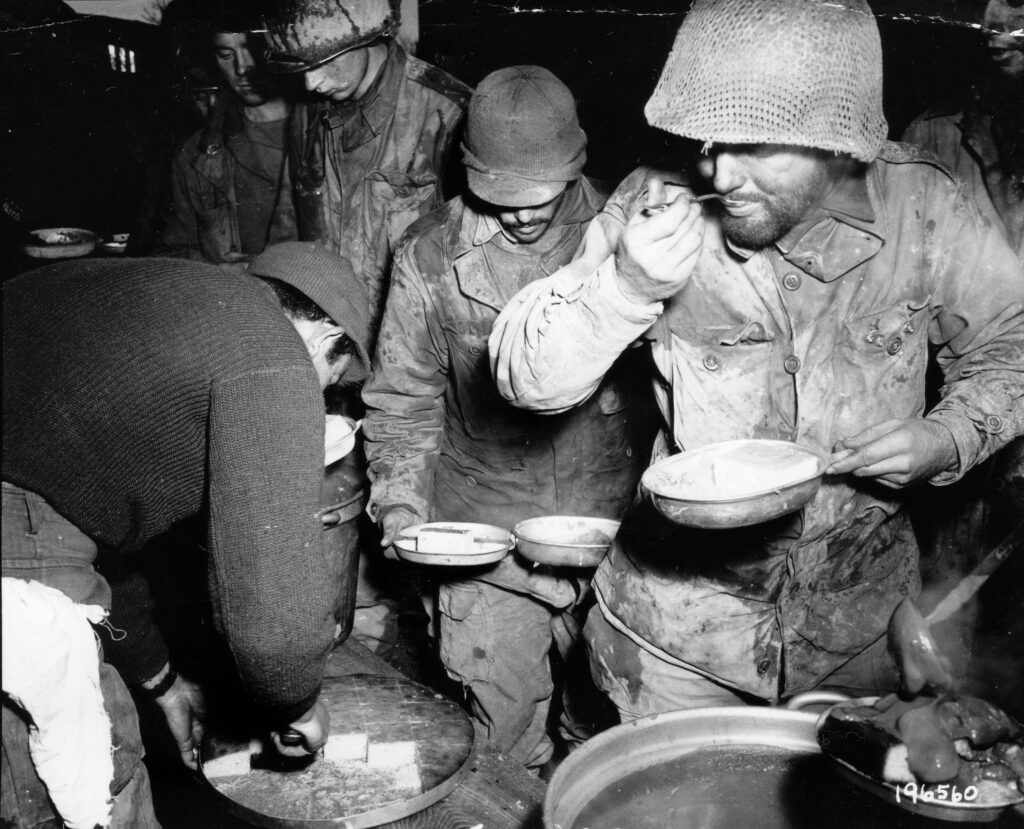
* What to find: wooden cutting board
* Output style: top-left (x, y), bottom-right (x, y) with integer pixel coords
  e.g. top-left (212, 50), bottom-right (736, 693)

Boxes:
top-left (200, 674), bottom-right (475, 828)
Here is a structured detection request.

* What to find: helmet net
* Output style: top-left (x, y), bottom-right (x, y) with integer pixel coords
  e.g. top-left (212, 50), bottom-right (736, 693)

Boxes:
top-left (645, 0), bottom-right (888, 161)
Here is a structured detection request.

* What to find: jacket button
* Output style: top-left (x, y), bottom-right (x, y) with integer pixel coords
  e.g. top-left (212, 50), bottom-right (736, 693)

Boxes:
top-left (782, 272), bottom-right (802, 291)
top-left (783, 355), bottom-right (801, 374)
top-left (466, 476), bottom-right (477, 487)
top-left (469, 345), bottom-right (482, 356)
top-left (885, 335), bottom-right (903, 356)
top-left (702, 353), bottom-right (721, 371)
top-left (333, 205), bottom-right (344, 215)
top-left (985, 415), bottom-right (1004, 434)
top-left (757, 658), bottom-right (772, 675)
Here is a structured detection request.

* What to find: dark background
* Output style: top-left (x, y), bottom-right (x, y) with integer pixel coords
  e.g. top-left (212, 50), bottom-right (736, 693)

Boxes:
top-left (0, 0), bottom-right (991, 263)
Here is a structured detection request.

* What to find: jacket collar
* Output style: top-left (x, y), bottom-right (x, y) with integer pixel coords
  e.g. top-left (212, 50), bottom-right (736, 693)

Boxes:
top-left (726, 164), bottom-right (885, 282)
top-left (457, 178), bottom-right (602, 257)
top-left (319, 40), bottom-right (404, 152)
top-left (191, 110), bottom-right (290, 187)
top-left (445, 179), bottom-right (603, 310)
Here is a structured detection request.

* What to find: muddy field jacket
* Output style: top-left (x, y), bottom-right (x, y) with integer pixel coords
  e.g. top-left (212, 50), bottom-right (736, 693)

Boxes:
top-left (289, 41), bottom-right (470, 329)
top-left (488, 143), bottom-right (1024, 696)
top-left (363, 181), bottom-right (655, 605)
top-left (158, 117), bottom-right (296, 266)
top-left (903, 89), bottom-right (1023, 257)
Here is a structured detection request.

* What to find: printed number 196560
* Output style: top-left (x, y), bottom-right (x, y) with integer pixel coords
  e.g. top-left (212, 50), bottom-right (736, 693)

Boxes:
top-left (896, 782), bottom-right (979, 805)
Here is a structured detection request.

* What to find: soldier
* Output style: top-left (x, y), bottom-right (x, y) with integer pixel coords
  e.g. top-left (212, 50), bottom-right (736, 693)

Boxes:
top-left (363, 67), bottom-right (654, 768)
top-left (264, 0), bottom-right (471, 327)
top-left (158, 1), bottom-right (297, 269)
top-left (490, 0), bottom-right (1024, 718)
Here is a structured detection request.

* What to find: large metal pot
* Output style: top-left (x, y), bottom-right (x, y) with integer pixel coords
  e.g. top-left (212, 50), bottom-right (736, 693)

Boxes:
top-left (318, 449), bottom-right (365, 641)
top-left (543, 693), bottom-right (1023, 828)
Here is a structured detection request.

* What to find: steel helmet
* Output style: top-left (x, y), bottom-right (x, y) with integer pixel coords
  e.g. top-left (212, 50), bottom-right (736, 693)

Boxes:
top-left (263, 0), bottom-right (399, 73)
top-left (645, 0), bottom-right (888, 162)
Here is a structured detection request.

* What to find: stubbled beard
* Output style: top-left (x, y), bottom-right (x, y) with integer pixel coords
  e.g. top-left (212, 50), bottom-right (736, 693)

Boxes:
top-left (721, 191), bottom-right (816, 249)
top-left (719, 164), bottom-right (832, 250)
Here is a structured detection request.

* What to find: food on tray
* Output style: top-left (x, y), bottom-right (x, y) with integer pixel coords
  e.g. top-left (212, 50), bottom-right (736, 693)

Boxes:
top-left (202, 738), bottom-right (261, 778)
top-left (367, 740), bottom-right (417, 768)
top-left (395, 522), bottom-right (511, 564)
top-left (323, 732), bottom-right (369, 764)
top-left (415, 526), bottom-right (476, 554)
top-left (819, 693), bottom-right (1024, 805)
top-left (34, 229), bottom-right (91, 245)
top-left (648, 441), bottom-right (822, 500)
top-left (205, 735), bottom-right (424, 819)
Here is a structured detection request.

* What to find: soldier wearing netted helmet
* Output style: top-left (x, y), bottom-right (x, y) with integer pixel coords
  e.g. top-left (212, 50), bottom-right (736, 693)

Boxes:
top-left (490, 0), bottom-right (1024, 716)
top-left (263, 0), bottom-right (471, 327)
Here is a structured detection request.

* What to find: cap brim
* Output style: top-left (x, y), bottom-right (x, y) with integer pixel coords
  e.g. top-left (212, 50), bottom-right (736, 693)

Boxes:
top-left (466, 169), bottom-right (569, 209)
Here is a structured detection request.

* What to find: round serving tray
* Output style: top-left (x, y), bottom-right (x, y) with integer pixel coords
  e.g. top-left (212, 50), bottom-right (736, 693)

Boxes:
top-left (199, 674), bottom-right (475, 828)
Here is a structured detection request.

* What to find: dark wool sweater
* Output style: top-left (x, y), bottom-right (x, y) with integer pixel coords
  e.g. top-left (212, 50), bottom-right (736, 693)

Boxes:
top-left (2, 258), bottom-right (334, 724)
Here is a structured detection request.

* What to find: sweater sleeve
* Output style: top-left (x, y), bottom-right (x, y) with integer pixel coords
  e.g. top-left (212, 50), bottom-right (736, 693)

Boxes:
top-left (99, 564), bottom-right (169, 685)
top-left (206, 365), bottom-right (335, 726)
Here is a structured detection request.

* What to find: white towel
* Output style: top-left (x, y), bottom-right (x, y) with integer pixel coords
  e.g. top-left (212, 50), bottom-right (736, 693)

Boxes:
top-left (2, 578), bottom-right (114, 829)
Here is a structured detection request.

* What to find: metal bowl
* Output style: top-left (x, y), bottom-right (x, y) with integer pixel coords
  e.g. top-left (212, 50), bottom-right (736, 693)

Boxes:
top-left (394, 522), bottom-right (513, 566)
top-left (23, 227), bottom-right (97, 259)
top-left (98, 234), bottom-right (129, 255)
top-left (544, 694), bottom-right (842, 829)
top-left (641, 439), bottom-right (826, 529)
top-left (512, 516), bottom-right (620, 568)
top-left (545, 693), bottom-right (1023, 828)
top-left (324, 415), bottom-right (358, 466)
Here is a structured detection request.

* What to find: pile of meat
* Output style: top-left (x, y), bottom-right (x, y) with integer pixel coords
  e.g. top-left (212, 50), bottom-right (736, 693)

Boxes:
top-left (819, 693), bottom-right (1024, 805)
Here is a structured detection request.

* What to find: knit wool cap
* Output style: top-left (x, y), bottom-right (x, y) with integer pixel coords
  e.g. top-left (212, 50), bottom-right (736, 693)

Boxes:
top-left (263, 0), bottom-right (398, 73)
top-left (645, 0), bottom-right (888, 162)
top-left (462, 66), bottom-right (587, 208)
top-left (249, 242), bottom-right (372, 379)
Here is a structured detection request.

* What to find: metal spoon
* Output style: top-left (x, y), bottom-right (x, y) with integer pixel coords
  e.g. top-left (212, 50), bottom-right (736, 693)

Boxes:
top-left (887, 519), bottom-right (1022, 695)
top-left (641, 193), bottom-right (725, 217)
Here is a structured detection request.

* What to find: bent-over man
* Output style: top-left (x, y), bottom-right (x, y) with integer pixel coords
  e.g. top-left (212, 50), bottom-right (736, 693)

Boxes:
top-left (2, 243), bottom-right (371, 827)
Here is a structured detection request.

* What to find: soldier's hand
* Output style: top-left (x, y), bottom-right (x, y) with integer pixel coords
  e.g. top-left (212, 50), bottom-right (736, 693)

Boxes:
top-left (615, 177), bottom-right (704, 304)
top-left (827, 418), bottom-right (958, 489)
top-left (149, 666), bottom-right (207, 770)
top-left (270, 698), bottom-right (329, 757)
top-left (379, 506), bottom-right (422, 560)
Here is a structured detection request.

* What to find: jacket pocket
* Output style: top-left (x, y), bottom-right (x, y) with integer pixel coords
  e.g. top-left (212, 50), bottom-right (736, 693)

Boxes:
top-left (447, 329), bottom-right (532, 445)
top-left (669, 322), bottom-right (777, 444)
top-left (839, 299), bottom-right (930, 403)
top-left (437, 582), bottom-right (493, 684)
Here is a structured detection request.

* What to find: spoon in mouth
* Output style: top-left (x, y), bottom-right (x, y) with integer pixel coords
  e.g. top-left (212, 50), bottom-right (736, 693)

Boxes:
top-left (641, 193), bottom-right (725, 217)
